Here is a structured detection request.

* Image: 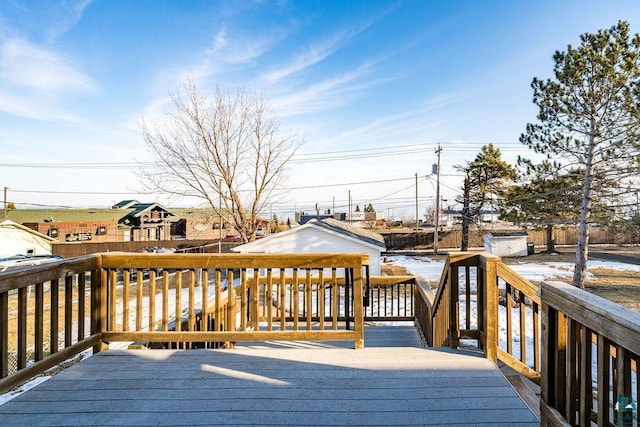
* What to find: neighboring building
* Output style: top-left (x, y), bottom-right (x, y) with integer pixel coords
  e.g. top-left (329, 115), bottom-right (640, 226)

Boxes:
top-left (295, 211), bottom-right (346, 225)
top-left (6, 200), bottom-right (175, 243)
top-left (169, 207), bottom-right (229, 240)
top-left (484, 232), bottom-right (529, 257)
top-left (442, 209), bottom-right (500, 225)
top-left (0, 219), bottom-right (56, 257)
top-left (6, 208), bottom-right (125, 242)
top-left (115, 201), bottom-right (174, 241)
top-left (232, 218), bottom-right (387, 275)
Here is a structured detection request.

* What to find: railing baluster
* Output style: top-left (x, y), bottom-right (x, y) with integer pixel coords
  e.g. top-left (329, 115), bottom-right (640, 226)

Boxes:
top-left (292, 268), bottom-right (299, 331)
top-left (122, 270), bottom-right (130, 332)
top-left (149, 270), bottom-right (156, 332)
top-left (596, 335), bottom-right (611, 427)
top-left (519, 291), bottom-right (525, 364)
top-left (579, 326), bottom-right (592, 425)
top-left (35, 283), bottom-right (44, 361)
top-left (506, 283), bottom-right (513, 355)
top-left (188, 270), bottom-right (195, 333)
top-left (305, 269), bottom-right (312, 329)
top-left (266, 269), bottom-right (273, 331)
top-left (135, 270), bottom-right (143, 332)
top-left (227, 270), bottom-right (236, 334)
top-left (78, 274), bottom-right (86, 342)
top-left (465, 265), bottom-right (471, 331)
top-left (279, 269), bottom-right (286, 330)
top-left (162, 270), bottom-right (169, 331)
top-left (0, 291), bottom-right (7, 378)
top-left (331, 268), bottom-right (338, 330)
top-left (50, 279), bottom-right (59, 354)
top-left (108, 271), bottom-right (116, 332)
top-left (17, 287), bottom-right (27, 369)
top-left (318, 270), bottom-right (325, 330)
top-left (65, 276), bottom-right (73, 346)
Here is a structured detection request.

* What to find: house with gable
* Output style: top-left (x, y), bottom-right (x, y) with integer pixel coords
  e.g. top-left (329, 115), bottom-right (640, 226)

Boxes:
top-left (0, 219), bottom-right (56, 257)
top-left (232, 218), bottom-right (387, 275)
top-left (114, 200), bottom-right (174, 241)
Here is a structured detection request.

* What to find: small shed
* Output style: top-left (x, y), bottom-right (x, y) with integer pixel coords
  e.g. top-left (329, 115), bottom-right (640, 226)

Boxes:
top-left (232, 218), bottom-right (386, 275)
top-left (483, 232), bottom-right (529, 257)
top-left (0, 219), bottom-right (56, 258)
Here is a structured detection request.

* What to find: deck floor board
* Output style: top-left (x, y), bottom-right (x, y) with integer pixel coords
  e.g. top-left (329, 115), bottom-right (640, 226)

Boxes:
top-left (0, 325), bottom-right (538, 426)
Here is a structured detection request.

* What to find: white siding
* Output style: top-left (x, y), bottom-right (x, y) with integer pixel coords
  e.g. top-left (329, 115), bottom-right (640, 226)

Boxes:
top-left (0, 227), bottom-right (53, 257)
top-left (484, 235), bottom-right (528, 257)
top-left (237, 227), bottom-right (382, 275)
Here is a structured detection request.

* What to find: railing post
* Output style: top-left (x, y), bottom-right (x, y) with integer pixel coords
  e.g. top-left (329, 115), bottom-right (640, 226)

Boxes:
top-left (448, 265), bottom-right (459, 348)
top-left (482, 256), bottom-right (498, 363)
top-left (91, 267), bottom-right (108, 353)
top-left (352, 262), bottom-right (365, 349)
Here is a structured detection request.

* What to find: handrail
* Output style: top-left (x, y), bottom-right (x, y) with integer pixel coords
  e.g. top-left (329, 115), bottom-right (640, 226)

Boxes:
top-left (541, 280), bottom-right (640, 426)
top-left (0, 255), bottom-right (103, 394)
top-left (427, 252), bottom-right (542, 384)
top-left (0, 252), bottom-right (368, 394)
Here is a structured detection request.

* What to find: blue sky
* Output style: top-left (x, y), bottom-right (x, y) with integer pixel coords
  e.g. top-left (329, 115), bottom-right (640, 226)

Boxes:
top-left (2, 0), bottom-right (640, 220)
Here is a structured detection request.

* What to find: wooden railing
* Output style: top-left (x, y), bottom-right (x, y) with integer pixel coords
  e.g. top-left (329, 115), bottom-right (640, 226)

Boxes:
top-left (0, 255), bottom-right (103, 395)
top-left (541, 281), bottom-right (640, 426)
top-left (416, 252), bottom-right (640, 426)
top-left (0, 252), bottom-right (368, 394)
top-left (416, 252), bottom-right (541, 383)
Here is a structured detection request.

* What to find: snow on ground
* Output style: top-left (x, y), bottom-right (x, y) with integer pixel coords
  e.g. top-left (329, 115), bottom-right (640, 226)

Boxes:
top-left (385, 254), bottom-right (640, 284)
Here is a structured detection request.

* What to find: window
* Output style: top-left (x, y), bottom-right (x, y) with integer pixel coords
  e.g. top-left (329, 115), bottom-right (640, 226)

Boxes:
top-left (49, 228), bottom-right (59, 238)
top-left (96, 226), bottom-right (107, 235)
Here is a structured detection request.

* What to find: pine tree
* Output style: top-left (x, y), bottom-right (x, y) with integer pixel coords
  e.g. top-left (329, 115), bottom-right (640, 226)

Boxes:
top-left (457, 144), bottom-right (516, 251)
top-left (521, 21), bottom-right (640, 288)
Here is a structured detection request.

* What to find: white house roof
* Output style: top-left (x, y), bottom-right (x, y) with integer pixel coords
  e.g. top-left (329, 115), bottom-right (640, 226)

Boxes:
top-left (232, 218), bottom-right (386, 252)
top-left (0, 219), bottom-right (56, 242)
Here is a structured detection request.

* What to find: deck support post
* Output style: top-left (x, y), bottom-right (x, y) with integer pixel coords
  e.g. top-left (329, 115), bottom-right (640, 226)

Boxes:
top-left (482, 256), bottom-right (498, 363)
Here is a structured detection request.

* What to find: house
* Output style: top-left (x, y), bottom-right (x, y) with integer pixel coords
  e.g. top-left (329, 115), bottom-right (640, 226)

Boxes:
top-left (169, 208), bottom-right (231, 240)
top-left (115, 201), bottom-right (174, 241)
top-left (6, 200), bottom-right (175, 243)
top-left (0, 219), bottom-right (56, 258)
top-left (232, 218), bottom-right (387, 274)
top-left (484, 232), bottom-right (529, 257)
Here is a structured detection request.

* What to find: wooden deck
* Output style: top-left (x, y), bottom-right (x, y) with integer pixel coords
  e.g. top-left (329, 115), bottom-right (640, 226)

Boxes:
top-left (0, 325), bottom-right (539, 426)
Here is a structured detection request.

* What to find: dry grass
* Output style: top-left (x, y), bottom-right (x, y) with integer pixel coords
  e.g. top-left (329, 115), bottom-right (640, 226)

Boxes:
top-left (504, 250), bottom-right (640, 312)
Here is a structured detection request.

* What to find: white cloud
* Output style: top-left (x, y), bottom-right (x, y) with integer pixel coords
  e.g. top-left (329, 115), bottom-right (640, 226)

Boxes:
top-left (0, 88), bottom-right (85, 123)
top-left (45, 0), bottom-right (93, 42)
top-left (0, 38), bottom-right (96, 94)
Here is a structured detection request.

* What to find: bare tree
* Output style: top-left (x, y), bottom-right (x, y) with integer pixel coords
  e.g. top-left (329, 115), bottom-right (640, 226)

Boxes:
top-left (140, 80), bottom-right (303, 242)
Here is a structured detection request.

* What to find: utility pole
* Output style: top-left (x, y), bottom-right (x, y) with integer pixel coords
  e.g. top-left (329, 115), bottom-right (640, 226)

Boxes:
top-left (3, 187), bottom-right (7, 220)
top-left (415, 173), bottom-right (419, 232)
top-left (434, 145), bottom-right (442, 255)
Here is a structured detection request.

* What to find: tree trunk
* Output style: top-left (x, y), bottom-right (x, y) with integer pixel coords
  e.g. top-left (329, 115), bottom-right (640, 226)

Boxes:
top-left (573, 133), bottom-right (595, 289)
top-left (461, 177), bottom-right (470, 251)
top-left (545, 224), bottom-right (555, 252)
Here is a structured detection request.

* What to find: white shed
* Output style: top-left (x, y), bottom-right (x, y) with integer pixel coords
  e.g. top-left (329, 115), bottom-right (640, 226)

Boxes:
top-left (0, 219), bottom-right (56, 258)
top-left (484, 232), bottom-right (529, 257)
top-left (232, 218), bottom-right (386, 275)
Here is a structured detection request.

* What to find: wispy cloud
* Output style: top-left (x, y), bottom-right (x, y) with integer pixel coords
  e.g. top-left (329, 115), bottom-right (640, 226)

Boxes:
top-left (261, 17), bottom-right (379, 83)
top-left (45, 0), bottom-right (93, 43)
top-left (0, 38), bottom-right (96, 94)
top-left (271, 57), bottom-right (396, 117)
top-left (0, 88), bottom-right (85, 123)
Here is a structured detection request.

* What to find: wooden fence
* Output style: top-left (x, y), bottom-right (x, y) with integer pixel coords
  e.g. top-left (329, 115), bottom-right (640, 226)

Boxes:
top-left (383, 227), bottom-right (633, 250)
